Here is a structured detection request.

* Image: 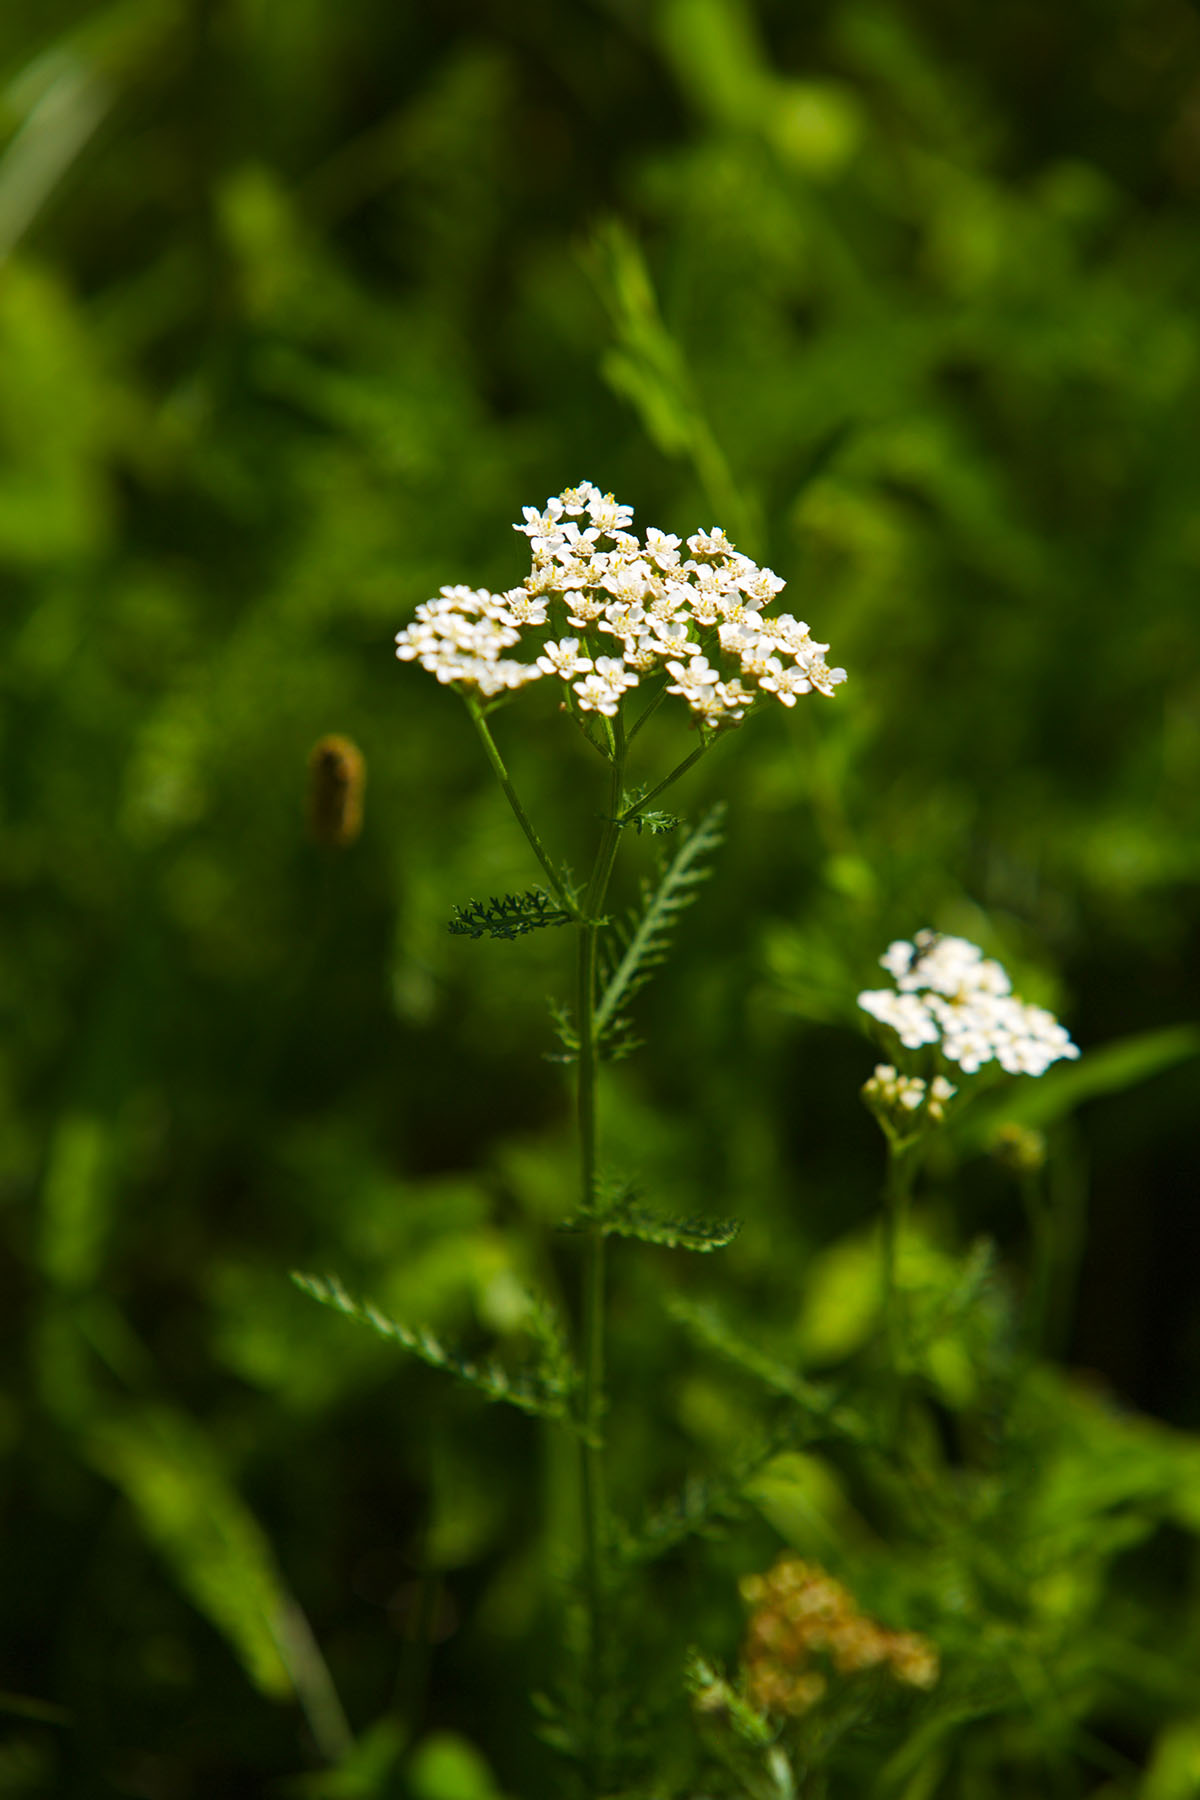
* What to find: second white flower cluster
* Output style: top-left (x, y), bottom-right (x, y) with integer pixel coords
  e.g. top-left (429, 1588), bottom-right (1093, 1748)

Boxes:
top-left (395, 481), bottom-right (845, 729)
top-left (858, 931), bottom-right (1080, 1077)
top-left (862, 1063), bottom-right (957, 1125)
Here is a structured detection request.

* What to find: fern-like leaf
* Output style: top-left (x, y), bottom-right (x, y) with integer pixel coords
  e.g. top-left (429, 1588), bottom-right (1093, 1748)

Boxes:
top-left (545, 997), bottom-right (580, 1064)
top-left (563, 1194), bottom-right (739, 1252)
top-left (618, 1421), bottom-right (806, 1567)
top-left (292, 1273), bottom-right (586, 1431)
top-left (685, 1651), bottom-right (777, 1750)
top-left (667, 1295), bottom-right (870, 1443)
top-left (448, 889), bottom-right (572, 940)
top-left (618, 806), bottom-right (682, 836)
top-left (594, 804), bottom-right (725, 1050)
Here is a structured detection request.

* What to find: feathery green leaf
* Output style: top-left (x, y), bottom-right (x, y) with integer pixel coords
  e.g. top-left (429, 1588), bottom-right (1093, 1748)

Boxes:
top-left (562, 1195), bottom-right (739, 1252)
top-left (448, 889), bottom-right (573, 940)
top-left (292, 1272), bottom-right (583, 1429)
top-left (594, 804), bottom-right (725, 1050)
top-left (667, 1296), bottom-right (870, 1443)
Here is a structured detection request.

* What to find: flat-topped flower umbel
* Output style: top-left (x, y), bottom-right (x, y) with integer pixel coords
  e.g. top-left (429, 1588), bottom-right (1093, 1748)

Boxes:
top-left (395, 481), bottom-right (846, 731)
top-left (858, 930), bottom-right (1080, 1077)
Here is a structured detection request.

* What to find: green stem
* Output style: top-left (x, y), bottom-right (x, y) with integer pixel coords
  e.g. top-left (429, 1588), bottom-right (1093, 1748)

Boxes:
top-left (466, 701), bottom-right (579, 915)
top-left (627, 677), bottom-right (668, 744)
top-left (1021, 1169), bottom-right (1055, 1357)
top-left (881, 1140), bottom-right (919, 1447)
top-left (618, 740), bottom-right (710, 823)
top-left (576, 718), bottom-right (626, 1794)
top-left (271, 1597), bottom-right (355, 1764)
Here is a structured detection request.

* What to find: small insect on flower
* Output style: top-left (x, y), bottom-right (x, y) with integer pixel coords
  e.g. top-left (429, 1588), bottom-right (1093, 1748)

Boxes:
top-left (307, 735), bottom-right (366, 848)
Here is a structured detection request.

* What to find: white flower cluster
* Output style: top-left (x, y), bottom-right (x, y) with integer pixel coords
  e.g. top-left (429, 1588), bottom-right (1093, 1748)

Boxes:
top-left (858, 930), bottom-right (1080, 1077)
top-left (862, 1063), bottom-right (956, 1124)
top-left (395, 481), bottom-right (845, 727)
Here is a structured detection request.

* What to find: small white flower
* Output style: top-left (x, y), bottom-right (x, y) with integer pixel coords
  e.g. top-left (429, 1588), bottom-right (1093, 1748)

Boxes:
top-left (644, 527), bottom-right (682, 568)
top-left (716, 678), bottom-right (753, 721)
top-left (493, 588), bottom-right (549, 628)
top-left (768, 614), bottom-right (818, 655)
top-left (621, 631), bottom-right (662, 672)
top-left (737, 563), bottom-right (787, 608)
top-left (804, 658), bottom-right (848, 698)
top-left (600, 599), bottom-right (648, 640)
top-left (566, 591), bottom-right (608, 628)
top-left (587, 490), bottom-right (635, 534)
top-left (858, 989), bottom-right (942, 1050)
top-left (649, 615), bottom-right (694, 651)
top-left (927, 1076), bottom-right (957, 1121)
top-left (473, 658), bottom-right (544, 697)
top-left (687, 526), bottom-right (736, 558)
top-left (557, 480), bottom-right (601, 516)
top-left (554, 521), bottom-right (601, 559)
top-left (686, 587), bottom-right (725, 628)
top-left (601, 561), bottom-right (654, 606)
top-left (514, 500), bottom-right (565, 539)
top-left (555, 554), bottom-right (596, 594)
top-left (593, 654), bottom-right (637, 689)
top-left (880, 940), bottom-right (915, 981)
top-left (719, 623), bottom-right (774, 678)
top-left (536, 637), bottom-right (593, 679)
top-left (665, 653), bottom-right (721, 695)
top-left (436, 584), bottom-right (490, 610)
top-left (524, 561), bottom-right (564, 598)
top-left (572, 660), bottom-right (637, 716)
top-left (757, 662), bottom-right (813, 707)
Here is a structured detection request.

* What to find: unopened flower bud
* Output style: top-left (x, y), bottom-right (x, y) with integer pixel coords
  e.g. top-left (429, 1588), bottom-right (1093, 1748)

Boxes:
top-left (989, 1122), bottom-right (1047, 1176)
top-left (307, 735), bottom-right (366, 848)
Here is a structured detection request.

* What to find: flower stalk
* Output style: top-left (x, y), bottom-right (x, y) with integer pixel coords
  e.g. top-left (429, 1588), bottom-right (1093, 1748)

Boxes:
top-left (880, 1137), bottom-right (920, 1447)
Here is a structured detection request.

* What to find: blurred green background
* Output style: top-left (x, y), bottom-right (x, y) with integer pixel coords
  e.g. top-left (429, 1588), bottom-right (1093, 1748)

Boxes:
top-left (4, 0), bottom-right (1200, 1793)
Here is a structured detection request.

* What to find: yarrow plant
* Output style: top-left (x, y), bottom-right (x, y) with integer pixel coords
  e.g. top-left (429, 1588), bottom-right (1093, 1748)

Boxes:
top-left (856, 930), bottom-right (1080, 1427)
top-left (275, 460), bottom-right (1200, 1800)
top-left (284, 479), bottom-right (1185, 1800)
top-left (315, 482), bottom-right (847, 1793)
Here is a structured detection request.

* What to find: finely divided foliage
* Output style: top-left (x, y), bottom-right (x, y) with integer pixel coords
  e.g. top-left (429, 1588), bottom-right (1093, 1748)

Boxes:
top-left (291, 1273), bottom-right (582, 1428)
top-left (593, 804), bottom-right (726, 1056)
top-left (395, 481), bottom-right (846, 729)
top-left (447, 890), bottom-right (573, 939)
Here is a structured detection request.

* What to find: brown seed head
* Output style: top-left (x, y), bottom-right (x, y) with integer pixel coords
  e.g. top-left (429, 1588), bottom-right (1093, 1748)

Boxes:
top-left (307, 735), bottom-right (366, 848)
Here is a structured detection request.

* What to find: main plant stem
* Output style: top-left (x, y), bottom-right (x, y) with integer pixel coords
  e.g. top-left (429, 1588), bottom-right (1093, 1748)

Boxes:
top-left (576, 723), bottom-right (626, 1792)
top-left (465, 698), bottom-right (708, 1791)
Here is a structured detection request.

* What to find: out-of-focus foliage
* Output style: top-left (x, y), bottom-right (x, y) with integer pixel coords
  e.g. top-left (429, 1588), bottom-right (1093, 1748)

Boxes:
top-left (4, 0), bottom-right (1200, 1793)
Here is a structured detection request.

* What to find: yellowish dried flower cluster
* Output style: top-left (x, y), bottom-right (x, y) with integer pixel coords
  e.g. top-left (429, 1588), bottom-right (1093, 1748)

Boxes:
top-left (740, 1556), bottom-right (938, 1717)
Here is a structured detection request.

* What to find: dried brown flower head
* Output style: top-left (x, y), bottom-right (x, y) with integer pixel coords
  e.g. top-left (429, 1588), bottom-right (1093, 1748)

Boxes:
top-left (740, 1556), bottom-right (938, 1717)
